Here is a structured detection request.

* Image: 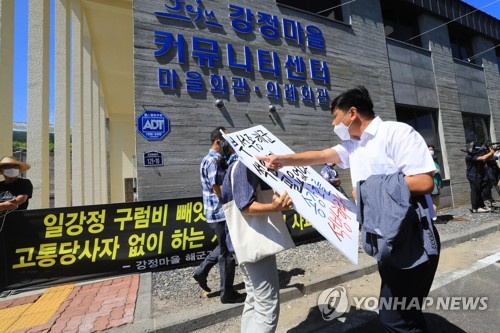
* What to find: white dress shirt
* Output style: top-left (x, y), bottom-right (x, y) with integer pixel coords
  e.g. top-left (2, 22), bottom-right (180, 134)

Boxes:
top-left (333, 117), bottom-right (436, 188)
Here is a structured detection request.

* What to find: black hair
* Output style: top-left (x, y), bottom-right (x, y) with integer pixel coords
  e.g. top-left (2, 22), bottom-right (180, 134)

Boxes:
top-left (428, 144), bottom-right (435, 149)
top-left (330, 85), bottom-right (375, 118)
top-left (210, 126), bottom-right (226, 143)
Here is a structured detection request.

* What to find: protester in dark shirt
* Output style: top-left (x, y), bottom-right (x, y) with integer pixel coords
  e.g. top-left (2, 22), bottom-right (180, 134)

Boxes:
top-left (482, 159), bottom-right (499, 207)
top-left (465, 143), bottom-right (495, 213)
top-left (0, 156), bottom-right (33, 211)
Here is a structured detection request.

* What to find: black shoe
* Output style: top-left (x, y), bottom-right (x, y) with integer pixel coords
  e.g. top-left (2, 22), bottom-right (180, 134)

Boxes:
top-left (193, 273), bottom-right (211, 292)
top-left (221, 292), bottom-right (246, 304)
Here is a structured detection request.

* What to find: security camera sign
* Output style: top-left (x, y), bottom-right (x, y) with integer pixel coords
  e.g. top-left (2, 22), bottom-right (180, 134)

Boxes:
top-left (223, 125), bottom-right (359, 264)
top-left (137, 110), bottom-right (170, 141)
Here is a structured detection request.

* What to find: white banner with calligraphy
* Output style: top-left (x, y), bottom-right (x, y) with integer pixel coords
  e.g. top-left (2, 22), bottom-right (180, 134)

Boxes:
top-left (223, 125), bottom-right (359, 264)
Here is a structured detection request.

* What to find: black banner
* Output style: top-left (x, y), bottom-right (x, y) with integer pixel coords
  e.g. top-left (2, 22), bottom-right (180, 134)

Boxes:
top-left (0, 198), bottom-right (320, 292)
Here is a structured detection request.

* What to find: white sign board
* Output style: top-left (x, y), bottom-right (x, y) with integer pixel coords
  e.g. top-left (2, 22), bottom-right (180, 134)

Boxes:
top-left (223, 125), bottom-right (359, 264)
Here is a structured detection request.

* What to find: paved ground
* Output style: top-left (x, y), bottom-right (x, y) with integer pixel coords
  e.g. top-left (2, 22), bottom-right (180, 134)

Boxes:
top-left (0, 219), bottom-right (499, 332)
top-left (0, 276), bottom-right (138, 333)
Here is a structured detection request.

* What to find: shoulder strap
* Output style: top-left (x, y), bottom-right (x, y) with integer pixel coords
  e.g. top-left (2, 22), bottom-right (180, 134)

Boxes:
top-left (230, 161), bottom-right (239, 193)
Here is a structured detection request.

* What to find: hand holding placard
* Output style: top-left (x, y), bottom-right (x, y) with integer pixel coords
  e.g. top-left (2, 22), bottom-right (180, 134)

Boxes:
top-left (222, 125), bottom-right (359, 264)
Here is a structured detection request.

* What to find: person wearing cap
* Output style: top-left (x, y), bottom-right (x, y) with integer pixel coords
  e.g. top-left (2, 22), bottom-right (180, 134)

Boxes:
top-left (465, 143), bottom-right (495, 213)
top-left (0, 156), bottom-right (33, 211)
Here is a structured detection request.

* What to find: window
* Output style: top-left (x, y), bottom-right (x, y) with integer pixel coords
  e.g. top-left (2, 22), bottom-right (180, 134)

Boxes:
top-left (496, 45), bottom-right (500, 73)
top-left (396, 107), bottom-right (443, 175)
top-left (448, 23), bottom-right (475, 63)
top-left (381, 0), bottom-right (422, 47)
top-left (276, 0), bottom-right (344, 22)
top-left (462, 114), bottom-right (489, 144)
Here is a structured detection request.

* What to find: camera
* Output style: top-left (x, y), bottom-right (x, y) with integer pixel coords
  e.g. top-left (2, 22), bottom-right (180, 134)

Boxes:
top-left (466, 140), bottom-right (500, 155)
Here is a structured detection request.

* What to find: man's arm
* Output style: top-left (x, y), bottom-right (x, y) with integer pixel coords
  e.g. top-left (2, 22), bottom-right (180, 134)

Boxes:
top-left (257, 148), bottom-right (341, 169)
top-left (352, 172), bottom-right (435, 201)
top-left (333, 177), bottom-right (341, 187)
top-left (212, 184), bottom-right (222, 197)
top-left (9, 194), bottom-right (28, 206)
top-left (404, 172), bottom-right (434, 195)
top-left (0, 198), bottom-right (20, 211)
top-left (476, 148), bottom-right (495, 161)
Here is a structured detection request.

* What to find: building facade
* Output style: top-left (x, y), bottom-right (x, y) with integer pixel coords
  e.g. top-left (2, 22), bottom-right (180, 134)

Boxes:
top-left (133, 0), bottom-right (500, 208)
top-left (1, 0), bottom-right (499, 209)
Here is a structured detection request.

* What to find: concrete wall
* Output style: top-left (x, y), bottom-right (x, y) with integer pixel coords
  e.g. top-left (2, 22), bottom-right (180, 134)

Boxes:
top-left (387, 39), bottom-right (438, 108)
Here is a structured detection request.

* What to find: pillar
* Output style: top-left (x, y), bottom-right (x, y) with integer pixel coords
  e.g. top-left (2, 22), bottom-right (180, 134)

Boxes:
top-left (27, 0), bottom-right (50, 209)
top-left (54, 0), bottom-right (71, 207)
top-left (92, 68), bottom-right (101, 203)
top-left (0, 0), bottom-right (15, 158)
top-left (109, 115), bottom-right (134, 203)
top-left (82, 14), bottom-right (94, 204)
top-left (71, 0), bottom-right (84, 206)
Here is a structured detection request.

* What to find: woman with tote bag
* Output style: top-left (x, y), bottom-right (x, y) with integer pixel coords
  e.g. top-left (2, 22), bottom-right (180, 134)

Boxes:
top-left (222, 160), bottom-right (295, 333)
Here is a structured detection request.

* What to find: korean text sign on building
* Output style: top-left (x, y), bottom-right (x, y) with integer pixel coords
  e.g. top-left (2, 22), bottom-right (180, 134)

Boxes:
top-left (223, 125), bottom-right (359, 264)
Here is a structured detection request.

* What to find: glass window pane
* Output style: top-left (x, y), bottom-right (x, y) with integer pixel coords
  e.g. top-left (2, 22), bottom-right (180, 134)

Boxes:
top-left (396, 109), bottom-right (416, 128)
top-left (473, 118), bottom-right (488, 142)
top-left (462, 115), bottom-right (475, 143)
top-left (415, 112), bottom-right (434, 144)
top-left (462, 114), bottom-right (489, 144)
top-left (396, 107), bottom-right (442, 177)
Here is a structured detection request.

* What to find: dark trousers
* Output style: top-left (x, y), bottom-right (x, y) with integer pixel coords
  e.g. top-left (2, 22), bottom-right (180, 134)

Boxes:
top-left (468, 177), bottom-right (485, 210)
top-left (378, 229), bottom-right (440, 333)
top-left (482, 180), bottom-right (493, 202)
top-left (194, 221), bottom-right (236, 299)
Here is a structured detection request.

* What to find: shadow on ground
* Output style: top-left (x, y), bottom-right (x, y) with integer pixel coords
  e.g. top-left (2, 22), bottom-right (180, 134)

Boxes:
top-left (287, 305), bottom-right (467, 333)
top-left (203, 268), bottom-right (305, 299)
top-left (434, 214), bottom-right (455, 224)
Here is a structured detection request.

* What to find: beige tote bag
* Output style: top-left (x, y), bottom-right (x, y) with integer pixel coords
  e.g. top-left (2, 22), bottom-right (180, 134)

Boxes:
top-left (223, 162), bottom-right (295, 264)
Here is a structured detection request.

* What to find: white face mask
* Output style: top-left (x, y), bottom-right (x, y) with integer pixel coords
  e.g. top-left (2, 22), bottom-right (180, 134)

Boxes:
top-left (429, 150), bottom-right (435, 157)
top-left (333, 112), bottom-right (353, 141)
top-left (3, 168), bottom-right (20, 178)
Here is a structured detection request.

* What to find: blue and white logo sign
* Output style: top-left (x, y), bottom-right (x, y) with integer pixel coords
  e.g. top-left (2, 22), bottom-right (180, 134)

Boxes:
top-left (137, 110), bottom-right (170, 141)
top-left (143, 151), bottom-right (164, 167)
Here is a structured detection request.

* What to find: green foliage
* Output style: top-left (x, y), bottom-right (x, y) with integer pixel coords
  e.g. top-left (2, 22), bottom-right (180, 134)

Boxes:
top-left (12, 141), bottom-right (26, 151)
top-left (12, 141), bottom-right (54, 152)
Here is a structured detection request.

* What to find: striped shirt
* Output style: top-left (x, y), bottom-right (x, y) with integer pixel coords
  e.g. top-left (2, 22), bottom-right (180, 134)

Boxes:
top-left (200, 149), bottom-right (226, 223)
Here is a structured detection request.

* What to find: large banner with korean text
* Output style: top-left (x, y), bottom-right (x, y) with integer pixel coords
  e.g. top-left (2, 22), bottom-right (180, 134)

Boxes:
top-left (0, 198), bottom-right (319, 292)
top-left (223, 125), bottom-right (359, 264)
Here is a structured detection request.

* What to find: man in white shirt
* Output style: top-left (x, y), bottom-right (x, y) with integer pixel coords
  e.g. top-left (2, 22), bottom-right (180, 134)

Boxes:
top-left (258, 86), bottom-right (439, 332)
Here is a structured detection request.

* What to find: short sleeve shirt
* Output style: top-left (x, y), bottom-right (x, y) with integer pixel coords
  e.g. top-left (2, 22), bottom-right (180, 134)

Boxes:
top-left (200, 149), bottom-right (225, 223)
top-left (465, 154), bottom-right (486, 181)
top-left (222, 161), bottom-right (271, 211)
top-left (333, 117), bottom-right (436, 188)
top-left (0, 178), bottom-right (33, 210)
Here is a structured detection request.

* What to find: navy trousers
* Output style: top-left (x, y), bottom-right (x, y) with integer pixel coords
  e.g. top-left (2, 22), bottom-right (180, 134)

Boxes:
top-left (378, 228), bottom-right (440, 333)
top-left (194, 221), bottom-right (236, 299)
